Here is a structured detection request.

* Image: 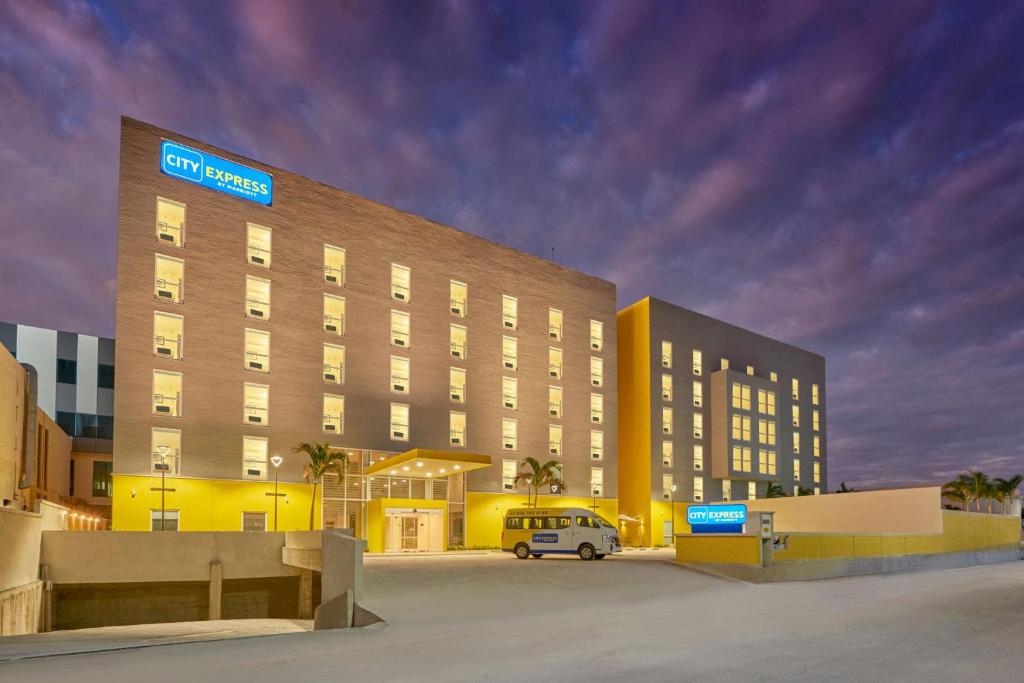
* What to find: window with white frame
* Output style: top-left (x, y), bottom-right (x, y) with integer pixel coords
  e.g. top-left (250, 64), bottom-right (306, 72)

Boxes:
top-left (812, 383), bottom-right (820, 406)
top-left (156, 197), bottom-right (185, 246)
top-left (450, 280), bottom-right (467, 317)
top-left (731, 383), bottom-right (751, 410)
top-left (813, 462), bottom-right (820, 483)
top-left (244, 328), bottom-right (270, 372)
top-left (390, 309), bottom-right (410, 347)
top-left (502, 335), bottom-right (518, 370)
top-left (242, 436), bottom-right (268, 480)
top-left (246, 223), bottom-right (271, 267)
top-left (390, 356), bottom-right (410, 394)
top-left (694, 476), bottom-right (704, 502)
top-left (243, 383), bottom-right (269, 425)
top-left (813, 409), bottom-right (820, 432)
top-left (153, 311), bottom-right (183, 360)
top-left (548, 424), bottom-right (562, 456)
top-left (502, 295), bottom-right (518, 329)
top-left (323, 394), bottom-right (344, 433)
top-left (502, 377), bottom-right (518, 410)
top-left (793, 431), bottom-right (801, 454)
top-left (450, 411), bottom-right (466, 446)
top-left (731, 446), bottom-right (752, 473)
top-left (548, 308), bottom-right (563, 341)
top-left (548, 386), bottom-right (562, 417)
top-left (151, 427), bottom-right (180, 474)
top-left (794, 459), bottom-right (802, 481)
top-left (390, 403), bottom-right (409, 441)
top-left (748, 481), bottom-right (757, 500)
top-left (746, 365), bottom-right (754, 376)
top-left (549, 347), bottom-right (562, 379)
top-left (662, 341), bottom-right (672, 368)
top-left (502, 418), bottom-right (518, 451)
top-left (324, 244), bottom-right (346, 285)
top-left (662, 440), bottom-right (673, 467)
top-left (590, 357), bottom-right (603, 387)
top-left (502, 459), bottom-right (517, 491)
top-left (450, 324), bottom-right (467, 359)
top-left (661, 374), bottom-right (673, 401)
top-left (391, 263), bottom-right (410, 301)
top-left (244, 275), bottom-right (270, 319)
top-left (758, 389), bottom-right (776, 415)
top-left (792, 404), bottom-right (800, 427)
top-left (590, 393), bottom-right (603, 424)
top-left (791, 378), bottom-right (800, 401)
top-left (590, 467), bottom-right (604, 496)
top-left (155, 254), bottom-right (185, 304)
top-left (813, 435), bottom-right (820, 457)
top-left (693, 444), bottom-right (704, 471)
top-left (722, 479), bottom-right (732, 501)
top-left (721, 358), bottom-right (729, 370)
top-left (662, 407), bottom-right (673, 435)
top-left (731, 414), bottom-right (752, 441)
top-left (323, 344), bottom-right (345, 384)
top-left (692, 412), bottom-right (702, 439)
top-left (590, 430), bottom-right (603, 460)
top-left (590, 319), bottom-right (603, 350)
top-left (323, 294), bottom-right (345, 335)
top-left (758, 418), bottom-right (776, 446)
top-left (152, 370), bottom-right (182, 417)
top-left (692, 380), bottom-right (702, 407)
top-left (450, 367), bottom-right (466, 403)
top-left (662, 474), bottom-right (674, 500)
top-left (692, 349), bottom-right (702, 376)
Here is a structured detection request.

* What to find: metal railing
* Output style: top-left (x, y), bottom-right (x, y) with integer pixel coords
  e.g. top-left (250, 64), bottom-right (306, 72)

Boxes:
top-left (450, 341), bottom-right (466, 359)
top-left (246, 297), bottom-right (269, 318)
top-left (323, 313), bottom-right (345, 334)
top-left (502, 353), bottom-right (517, 369)
top-left (390, 374), bottom-right (409, 392)
top-left (449, 384), bottom-right (465, 402)
top-left (449, 298), bottom-right (466, 316)
top-left (244, 404), bottom-right (268, 424)
top-left (154, 334), bottom-right (181, 359)
top-left (549, 363), bottom-right (561, 378)
top-left (502, 313), bottom-right (517, 329)
top-left (549, 401), bottom-right (561, 417)
top-left (157, 221), bottom-right (182, 244)
top-left (323, 362), bottom-right (344, 384)
top-left (548, 323), bottom-right (562, 340)
top-left (247, 242), bottom-right (270, 265)
top-left (151, 449), bottom-right (180, 474)
top-left (323, 413), bottom-right (343, 432)
top-left (245, 350), bottom-right (269, 371)
top-left (502, 394), bottom-right (517, 409)
top-left (324, 264), bottom-right (345, 284)
top-left (391, 282), bottom-right (410, 301)
top-left (391, 329), bottom-right (410, 347)
top-left (155, 277), bottom-right (183, 302)
top-left (390, 421), bottom-right (408, 440)
top-left (449, 429), bottom-right (465, 446)
top-left (590, 335), bottom-right (602, 350)
top-left (153, 392), bottom-right (180, 416)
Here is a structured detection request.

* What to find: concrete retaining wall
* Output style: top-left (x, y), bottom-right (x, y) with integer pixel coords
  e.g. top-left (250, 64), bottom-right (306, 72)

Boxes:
top-left (0, 581), bottom-right (42, 636)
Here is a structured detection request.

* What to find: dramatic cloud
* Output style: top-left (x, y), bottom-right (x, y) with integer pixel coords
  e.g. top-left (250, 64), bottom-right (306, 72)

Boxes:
top-left (1, 0), bottom-right (1022, 488)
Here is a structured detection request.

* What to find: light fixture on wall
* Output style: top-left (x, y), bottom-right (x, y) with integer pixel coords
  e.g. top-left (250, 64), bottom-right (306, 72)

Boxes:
top-left (269, 455), bottom-right (284, 531)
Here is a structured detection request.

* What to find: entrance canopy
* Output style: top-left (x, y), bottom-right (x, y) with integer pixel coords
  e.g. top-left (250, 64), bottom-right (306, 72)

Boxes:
top-left (366, 448), bottom-right (491, 479)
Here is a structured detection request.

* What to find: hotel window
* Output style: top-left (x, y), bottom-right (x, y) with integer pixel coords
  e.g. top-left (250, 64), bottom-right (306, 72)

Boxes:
top-left (656, 374), bottom-right (670, 401)
top-left (243, 383), bottom-right (269, 425)
top-left (813, 435), bottom-right (821, 457)
top-left (391, 310), bottom-right (411, 347)
top-left (746, 365), bottom-right (754, 376)
top-left (791, 378), bottom-right (800, 401)
top-left (662, 474), bottom-right (674, 500)
top-left (591, 430), bottom-right (604, 460)
top-left (450, 324), bottom-right (467, 359)
top-left (758, 389), bottom-right (776, 416)
top-left (813, 462), bottom-right (821, 483)
top-left (731, 446), bottom-right (752, 473)
top-left (721, 358), bottom-right (729, 371)
top-left (246, 223), bottom-right (271, 267)
top-left (151, 427), bottom-right (181, 475)
top-left (242, 512), bottom-right (266, 532)
top-left (450, 280), bottom-right (468, 317)
top-left (390, 263), bottom-right (411, 301)
top-left (770, 371), bottom-right (778, 383)
top-left (812, 410), bottom-right (820, 432)
top-left (794, 459), bottom-right (802, 481)
top-left (90, 461), bottom-right (112, 498)
top-left (390, 403), bottom-right (409, 441)
top-left (502, 459), bottom-right (517, 491)
top-left (731, 414), bottom-right (751, 441)
top-left (323, 344), bottom-right (345, 384)
top-left (154, 254), bottom-right (184, 303)
top-left (151, 510), bottom-right (179, 532)
top-left (662, 407), bottom-right (673, 435)
top-left (694, 476), bottom-right (704, 502)
top-left (791, 404), bottom-right (800, 427)
top-left (502, 336), bottom-right (518, 370)
top-left (692, 381), bottom-right (703, 407)
top-left (758, 419), bottom-right (776, 446)
top-left (549, 386), bottom-right (563, 418)
top-left (590, 467), bottom-right (604, 496)
top-left (549, 347), bottom-right (563, 379)
top-left (812, 383), bottom-right (820, 406)
top-left (502, 418), bottom-right (517, 451)
top-left (590, 320), bottom-right (603, 350)
top-left (324, 244), bottom-right (346, 285)
top-left (793, 431), bottom-right (801, 455)
top-left (662, 441), bottom-right (673, 467)
top-left (450, 367), bottom-right (466, 403)
top-left (323, 394), bottom-right (345, 434)
top-left (731, 383), bottom-right (751, 410)
top-left (662, 341), bottom-right (672, 369)
top-left (548, 308), bottom-right (563, 341)
top-left (245, 275), bottom-right (270, 319)
top-left (692, 412), bottom-right (703, 439)
top-left (549, 425), bottom-right (562, 456)
top-left (590, 357), bottom-right (603, 387)
top-left (153, 311), bottom-right (183, 360)
top-left (152, 370), bottom-right (182, 417)
top-left (692, 349), bottom-right (702, 376)
top-left (748, 481), bottom-right (757, 500)
top-left (502, 295), bottom-right (518, 329)
top-left (156, 197), bottom-right (185, 246)
top-left (244, 328), bottom-right (270, 372)
top-left (242, 436), bottom-right (268, 480)
top-left (390, 356), bottom-right (410, 394)
top-left (323, 294), bottom-right (345, 335)
top-left (450, 412), bottom-right (466, 446)
top-left (502, 377), bottom-right (518, 410)
top-left (693, 444), bottom-right (704, 471)
top-left (759, 449), bottom-right (777, 476)
top-left (722, 479), bottom-right (732, 501)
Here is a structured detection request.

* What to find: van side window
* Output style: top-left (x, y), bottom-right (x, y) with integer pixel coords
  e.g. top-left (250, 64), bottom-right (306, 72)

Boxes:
top-left (576, 516), bottom-right (597, 528)
top-left (506, 517), bottom-right (523, 529)
top-left (558, 517), bottom-right (571, 528)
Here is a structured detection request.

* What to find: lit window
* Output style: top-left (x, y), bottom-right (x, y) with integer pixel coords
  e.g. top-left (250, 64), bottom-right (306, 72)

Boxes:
top-left (731, 383), bottom-right (751, 410)
top-left (792, 378), bottom-right (800, 401)
top-left (549, 347), bottom-right (563, 379)
top-left (502, 295), bottom-right (518, 329)
top-left (549, 425), bottom-right (562, 456)
top-left (758, 419), bottom-right (776, 446)
top-left (694, 477), bottom-right (704, 502)
top-left (758, 389), bottom-right (776, 415)
top-left (662, 407), bottom-right (673, 435)
top-left (662, 341), bottom-right (673, 369)
top-left (155, 254), bottom-right (184, 303)
top-left (502, 336), bottom-right (518, 370)
top-left (322, 394), bottom-right (344, 434)
top-left (662, 441), bottom-right (673, 467)
top-left (591, 430), bottom-right (604, 460)
top-left (746, 365), bottom-right (754, 376)
top-left (794, 459), bottom-right (802, 481)
top-left (450, 324), bottom-right (467, 359)
top-left (156, 197), bottom-right (185, 246)
top-left (770, 371), bottom-right (778, 383)
top-left (244, 328), bottom-right (270, 372)
top-left (246, 223), bottom-right (271, 267)
top-left (748, 481), bottom-right (757, 500)
top-left (693, 444), bottom-right (704, 471)
top-left (245, 275), bottom-right (270, 319)
top-left (323, 344), bottom-right (345, 384)
top-left (731, 446), bottom-right (752, 473)
top-left (758, 449), bottom-right (777, 475)
top-left (243, 383), bottom-right (269, 425)
top-left (502, 377), bottom-right (518, 410)
top-left (242, 512), bottom-right (266, 532)
top-left (390, 356), bottom-right (410, 394)
top-left (390, 403), bottom-right (409, 441)
top-left (151, 427), bottom-right (180, 474)
top-left (450, 280), bottom-right (468, 317)
top-left (692, 412), bottom-right (703, 439)
top-left (791, 404), bottom-right (800, 427)
top-left (662, 474), bottom-right (674, 500)
top-left (450, 412), bottom-right (466, 446)
top-left (549, 308), bottom-right (563, 341)
top-left (502, 418), bottom-right (517, 451)
top-left (721, 358), bottom-right (729, 370)
top-left (549, 386), bottom-right (563, 418)
top-left (324, 244), bottom-right (346, 285)
top-left (731, 414), bottom-right (751, 441)
top-left (242, 436), bottom-right (268, 480)
top-left (661, 375), bottom-right (673, 401)
top-left (813, 462), bottom-right (821, 483)
top-left (153, 311), bottom-right (183, 360)
top-left (391, 264), bottom-right (410, 301)
top-left (692, 381), bottom-right (702, 407)
top-left (812, 410), bottom-right (820, 432)
top-left (590, 320), bottom-right (603, 351)
top-left (391, 310), bottom-right (411, 347)
top-left (323, 294), bottom-right (345, 335)
top-left (450, 367), bottom-right (466, 403)
top-left (793, 432), bottom-right (801, 455)
top-left (811, 383), bottom-right (820, 406)
top-left (502, 459), bottom-right (517, 490)
top-left (722, 479), bottom-right (732, 501)
top-left (692, 349), bottom-right (702, 376)
top-left (590, 467), bottom-right (604, 496)
top-left (590, 357), bottom-right (603, 387)
top-left (813, 435), bottom-right (821, 457)
top-left (151, 510), bottom-right (179, 532)
top-left (152, 370), bottom-right (182, 417)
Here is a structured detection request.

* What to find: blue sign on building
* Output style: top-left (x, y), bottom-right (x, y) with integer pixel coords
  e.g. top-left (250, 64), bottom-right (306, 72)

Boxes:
top-left (687, 504), bottom-right (748, 534)
top-left (160, 140), bottom-right (273, 206)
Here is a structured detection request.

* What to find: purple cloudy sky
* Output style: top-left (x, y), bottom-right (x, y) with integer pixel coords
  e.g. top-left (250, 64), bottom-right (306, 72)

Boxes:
top-left (1, 0), bottom-right (1022, 489)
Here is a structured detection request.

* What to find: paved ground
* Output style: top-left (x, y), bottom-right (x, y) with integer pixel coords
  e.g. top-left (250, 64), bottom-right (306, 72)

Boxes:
top-left (2, 551), bottom-right (1022, 682)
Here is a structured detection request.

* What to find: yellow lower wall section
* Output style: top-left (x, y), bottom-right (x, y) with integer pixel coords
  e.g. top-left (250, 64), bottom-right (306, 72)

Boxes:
top-left (465, 492), bottom-right (618, 549)
top-left (112, 474), bottom-right (321, 531)
top-left (676, 534), bottom-right (762, 566)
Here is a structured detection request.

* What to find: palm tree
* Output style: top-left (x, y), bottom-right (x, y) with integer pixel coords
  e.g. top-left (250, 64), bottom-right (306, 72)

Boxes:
top-left (765, 482), bottom-right (786, 498)
top-left (835, 481), bottom-right (856, 494)
top-left (942, 474), bottom-right (971, 511)
top-left (293, 442), bottom-right (347, 530)
top-left (967, 470), bottom-right (990, 513)
top-left (993, 475), bottom-right (1023, 515)
top-left (513, 457), bottom-right (566, 507)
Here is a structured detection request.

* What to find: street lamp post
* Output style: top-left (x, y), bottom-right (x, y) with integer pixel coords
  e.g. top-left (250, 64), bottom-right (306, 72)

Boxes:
top-left (270, 455), bottom-right (283, 531)
top-left (156, 445), bottom-right (169, 531)
top-left (670, 484), bottom-right (678, 543)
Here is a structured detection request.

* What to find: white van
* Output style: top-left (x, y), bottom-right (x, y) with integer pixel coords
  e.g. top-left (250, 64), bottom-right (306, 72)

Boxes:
top-left (502, 507), bottom-right (622, 560)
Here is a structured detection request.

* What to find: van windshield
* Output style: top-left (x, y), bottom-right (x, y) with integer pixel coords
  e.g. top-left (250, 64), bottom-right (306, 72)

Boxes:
top-left (595, 515), bottom-right (615, 529)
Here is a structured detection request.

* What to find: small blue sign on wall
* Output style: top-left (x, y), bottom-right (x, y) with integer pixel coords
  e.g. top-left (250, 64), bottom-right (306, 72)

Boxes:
top-left (160, 140), bottom-right (273, 205)
top-left (687, 504), bottom-right (747, 534)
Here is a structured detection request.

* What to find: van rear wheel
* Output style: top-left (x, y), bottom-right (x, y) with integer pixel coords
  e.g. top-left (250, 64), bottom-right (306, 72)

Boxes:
top-left (578, 543), bottom-right (596, 561)
top-left (514, 543), bottom-right (531, 559)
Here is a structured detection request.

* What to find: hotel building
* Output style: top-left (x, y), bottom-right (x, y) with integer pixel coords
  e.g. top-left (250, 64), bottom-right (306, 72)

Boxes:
top-left (112, 118), bottom-right (617, 549)
top-left (617, 297), bottom-right (826, 546)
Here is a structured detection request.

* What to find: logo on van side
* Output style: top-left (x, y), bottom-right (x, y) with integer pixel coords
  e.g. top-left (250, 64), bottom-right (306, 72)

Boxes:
top-left (532, 533), bottom-right (559, 544)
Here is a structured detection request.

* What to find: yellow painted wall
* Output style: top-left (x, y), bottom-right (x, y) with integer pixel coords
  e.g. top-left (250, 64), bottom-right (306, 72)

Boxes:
top-left (465, 492), bottom-right (618, 549)
top-left (650, 498), bottom-right (692, 545)
top-left (112, 474), bottom-right (321, 531)
top-left (366, 498), bottom-right (446, 553)
top-left (616, 298), bottom-right (652, 546)
top-left (676, 534), bottom-right (762, 566)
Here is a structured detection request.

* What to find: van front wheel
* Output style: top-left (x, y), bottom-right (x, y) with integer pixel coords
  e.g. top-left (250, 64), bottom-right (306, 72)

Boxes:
top-left (578, 543), bottom-right (596, 561)
top-left (514, 543), bottom-right (531, 559)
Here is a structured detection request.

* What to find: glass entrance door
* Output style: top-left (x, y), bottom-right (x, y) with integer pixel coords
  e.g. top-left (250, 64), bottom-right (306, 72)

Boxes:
top-left (401, 515), bottom-right (419, 550)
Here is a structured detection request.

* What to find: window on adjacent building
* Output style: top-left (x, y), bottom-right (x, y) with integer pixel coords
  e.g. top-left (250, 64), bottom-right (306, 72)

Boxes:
top-left (792, 378), bottom-right (800, 401)
top-left (391, 264), bottom-right (411, 301)
top-left (242, 436), bottom-right (268, 480)
top-left (812, 410), bottom-right (820, 432)
top-left (731, 383), bottom-right (752, 410)
top-left (324, 244), bottom-right (346, 285)
top-left (153, 311), bottom-right (183, 360)
top-left (549, 424), bottom-right (562, 456)
top-left (323, 294), bottom-right (345, 335)
top-left (246, 223), bottom-right (271, 267)
top-left (502, 459), bottom-right (517, 490)
top-left (151, 427), bottom-right (180, 474)
top-left (692, 349), bottom-right (702, 376)
top-left (793, 431), bottom-right (801, 455)
top-left (693, 444), bottom-right (704, 471)
top-left (692, 412), bottom-right (703, 439)
top-left (662, 474), bottom-right (674, 501)
top-left (244, 328), bottom-right (270, 372)
top-left (502, 335), bottom-right (518, 370)
top-left (323, 344), bottom-right (345, 384)
top-left (748, 481), bottom-right (757, 500)
top-left (722, 479), bottom-right (732, 501)
top-left (390, 403), bottom-right (409, 441)
top-left (151, 509), bottom-right (179, 532)
top-left (731, 446), bottom-right (752, 473)
top-left (662, 407), bottom-right (673, 435)
top-left (155, 254), bottom-right (184, 303)
top-left (549, 347), bottom-right (563, 379)
top-left (243, 383), bottom-right (269, 425)
top-left (502, 418), bottom-right (517, 451)
top-left (694, 477), bottom-right (704, 502)
top-left (731, 414), bottom-right (752, 441)
top-left (662, 341), bottom-right (673, 369)
top-left (242, 512), bottom-right (266, 532)
top-left (502, 295), bottom-right (518, 329)
top-left (721, 358), bottom-right (730, 371)
top-left (391, 356), bottom-right (410, 394)
top-left (590, 320), bottom-right (603, 351)
top-left (770, 371), bottom-right (778, 383)
top-left (662, 440), bottom-right (673, 467)
top-left (92, 460), bottom-right (113, 498)
top-left (156, 197), bottom-right (185, 246)
top-left (758, 389), bottom-right (776, 416)
top-left (450, 324), bottom-right (467, 359)
top-left (245, 275), bottom-right (270, 319)
top-left (549, 386), bottom-right (563, 418)
top-left (746, 365), bottom-right (754, 376)
top-left (794, 459), bottom-right (802, 481)
top-left (323, 394), bottom-right (344, 433)
top-left (391, 309), bottom-right (410, 347)
top-left (450, 411), bottom-right (466, 446)
top-left (152, 370), bottom-right (182, 417)
top-left (548, 308), bottom-right (563, 341)
top-left (813, 462), bottom-right (821, 483)
top-left (590, 357), bottom-right (603, 387)
top-left (591, 430), bottom-right (604, 460)
top-left (661, 374), bottom-right (673, 401)
top-left (692, 381), bottom-right (703, 407)
top-left (813, 435), bottom-right (821, 457)
top-left (450, 280), bottom-right (468, 317)
top-left (57, 358), bottom-right (77, 385)
top-left (758, 419), bottom-right (777, 446)
top-left (502, 377), bottom-right (518, 410)
top-left (590, 467), bottom-right (604, 496)
top-left (791, 405), bottom-right (800, 427)
top-left (450, 367), bottom-right (466, 403)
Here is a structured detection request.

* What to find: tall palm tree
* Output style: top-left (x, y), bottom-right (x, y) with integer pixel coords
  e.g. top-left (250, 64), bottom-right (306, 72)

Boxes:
top-left (942, 474), bottom-right (971, 511)
top-left (993, 475), bottom-right (1023, 514)
top-left (513, 457), bottom-right (566, 507)
top-left (293, 442), bottom-right (347, 530)
top-left (765, 482), bottom-right (786, 498)
top-left (967, 470), bottom-right (990, 513)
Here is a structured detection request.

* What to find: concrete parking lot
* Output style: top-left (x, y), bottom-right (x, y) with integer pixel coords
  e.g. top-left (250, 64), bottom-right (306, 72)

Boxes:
top-left (2, 550), bottom-right (1022, 682)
